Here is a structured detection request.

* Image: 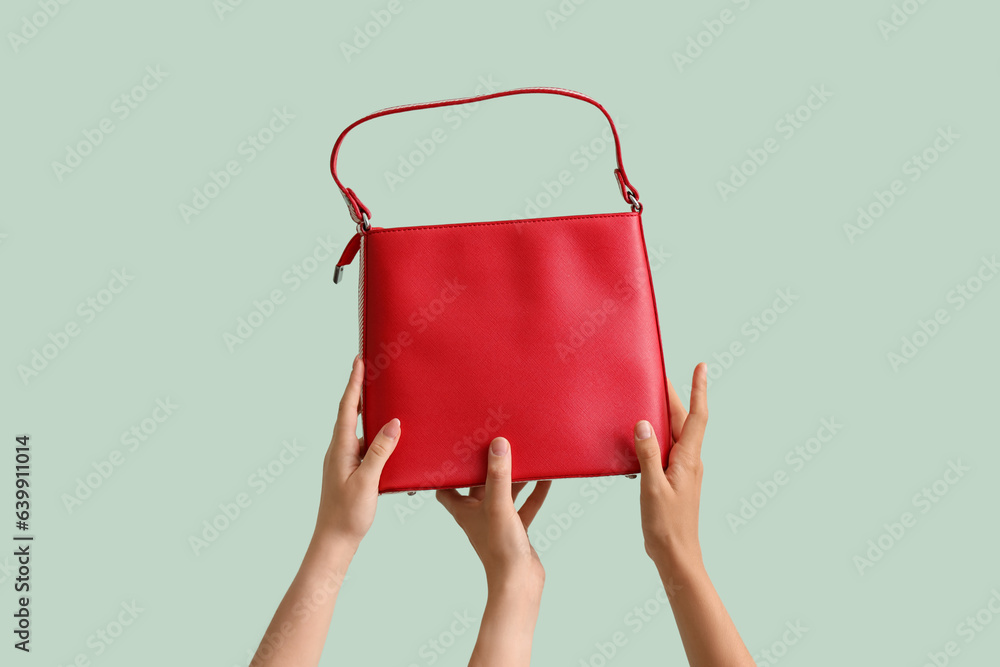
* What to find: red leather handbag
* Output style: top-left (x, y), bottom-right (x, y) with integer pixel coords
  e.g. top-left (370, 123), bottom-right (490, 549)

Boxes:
top-left (330, 87), bottom-right (670, 494)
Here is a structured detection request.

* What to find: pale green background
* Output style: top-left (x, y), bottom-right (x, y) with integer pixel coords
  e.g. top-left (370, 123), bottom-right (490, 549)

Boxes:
top-left (2, 1), bottom-right (999, 665)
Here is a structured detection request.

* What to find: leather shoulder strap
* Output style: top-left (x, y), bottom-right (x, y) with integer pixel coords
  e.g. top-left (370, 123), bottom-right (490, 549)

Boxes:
top-left (329, 87), bottom-right (641, 226)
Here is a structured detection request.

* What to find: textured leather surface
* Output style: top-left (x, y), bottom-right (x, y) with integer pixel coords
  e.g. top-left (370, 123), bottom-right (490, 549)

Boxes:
top-left (361, 211), bottom-right (670, 494)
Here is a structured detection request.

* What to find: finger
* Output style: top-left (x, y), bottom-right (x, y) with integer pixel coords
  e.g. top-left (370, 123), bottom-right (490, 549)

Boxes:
top-left (334, 357), bottom-right (364, 449)
top-left (634, 420), bottom-right (668, 493)
top-left (353, 418), bottom-right (401, 486)
top-left (677, 363), bottom-right (709, 462)
top-left (483, 437), bottom-right (513, 515)
top-left (435, 488), bottom-right (464, 517)
top-left (468, 485), bottom-right (485, 501)
top-left (511, 481), bottom-right (528, 502)
top-left (666, 376), bottom-right (687, 444)
top-left (517, 480), bottom-right (552, 528)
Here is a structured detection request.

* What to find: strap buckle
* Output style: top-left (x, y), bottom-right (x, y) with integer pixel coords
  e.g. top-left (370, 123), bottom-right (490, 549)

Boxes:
top-left (626, 189), bottom-right (643, 214)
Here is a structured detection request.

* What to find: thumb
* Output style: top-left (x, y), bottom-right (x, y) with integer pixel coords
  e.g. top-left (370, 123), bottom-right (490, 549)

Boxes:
top-left (354, 418), bottom-right (401, 486)
top-left (483, 437), bottom-right (513, 514)
top-left (633, 420), bottom-right (667, 491)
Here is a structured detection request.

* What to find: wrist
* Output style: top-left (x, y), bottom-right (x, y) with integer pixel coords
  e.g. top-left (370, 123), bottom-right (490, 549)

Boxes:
top-left (652, 552), bottom-right (713, 611)
top-left (653, 548), bottom-right (706, 588)
top-left (472, 571), bottom-right (543, 667)
top-left (309, 527), bottom-right (361, 565)
top-left (647, 539), bottom-right (703, 575)
top-left (484, 578), bottom-right (544, 626)
top-left (486, 562), bottom-right (545, 600)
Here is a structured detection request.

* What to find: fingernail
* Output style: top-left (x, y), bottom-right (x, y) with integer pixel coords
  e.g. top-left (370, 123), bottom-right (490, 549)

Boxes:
top-left (490, 438), bottom-right (508, 456)
top-left (635, 420), bottom-right (652, 439)
top-left (383, 418), bottom-right (400, 439)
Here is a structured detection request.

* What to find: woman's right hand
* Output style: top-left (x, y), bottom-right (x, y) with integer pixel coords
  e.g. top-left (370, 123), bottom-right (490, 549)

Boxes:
top-left (436, 438), bottom-right (551, 667)
top-left (632, 364), bottom-right (756, 667)
top-left (435, 437), bottom-right (551, 590)
top-left (632, 363), bottom-right (709, 572)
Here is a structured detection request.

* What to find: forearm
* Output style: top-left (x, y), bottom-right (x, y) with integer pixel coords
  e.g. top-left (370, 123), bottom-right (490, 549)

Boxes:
top-left (251, 532), bottom-right (358, 667)
top-left (654, 553), bottom-right (754, 667)
top-left (469, 577), bottom-right (543, 667)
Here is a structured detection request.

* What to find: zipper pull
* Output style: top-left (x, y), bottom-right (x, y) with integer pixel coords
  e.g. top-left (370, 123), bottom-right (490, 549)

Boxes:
top-left (333, 232), bottom-right (361, 284)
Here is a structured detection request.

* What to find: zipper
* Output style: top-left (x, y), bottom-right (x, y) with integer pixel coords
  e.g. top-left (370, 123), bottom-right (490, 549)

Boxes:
top-left (357, 233), bottom-right (365, 438)
top-left (331, 229), bottom-right (369, 434)
top-left (330, 229), bottom-right (369, 443)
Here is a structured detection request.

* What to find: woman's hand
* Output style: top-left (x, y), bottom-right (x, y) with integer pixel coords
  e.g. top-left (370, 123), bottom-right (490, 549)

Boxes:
top-left (633, 362), bottom-right (708, 571)
top-left (435, 438), bottom-right (551, 589)
top-left (250, 356), bottom-right (401, 667)
top-left (314, 355), bottom-right (401, 549)
top-left (631, 363), bottom-right (755, 667)
top-left (436, 437), bottom-right (551, 667)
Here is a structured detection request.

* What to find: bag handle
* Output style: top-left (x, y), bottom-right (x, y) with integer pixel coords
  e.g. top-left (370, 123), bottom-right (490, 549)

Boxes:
top-left (329, 87), bottom-right (641, 229)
